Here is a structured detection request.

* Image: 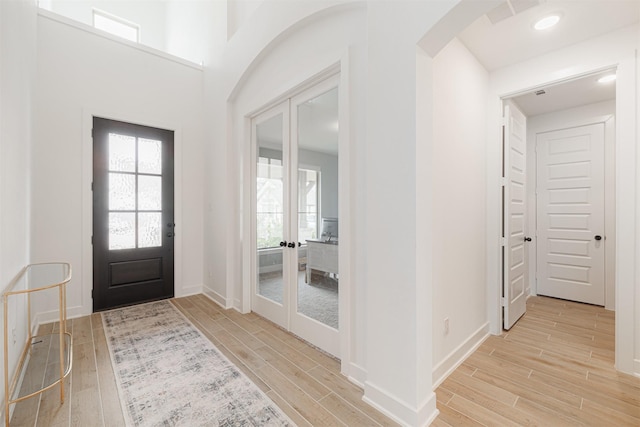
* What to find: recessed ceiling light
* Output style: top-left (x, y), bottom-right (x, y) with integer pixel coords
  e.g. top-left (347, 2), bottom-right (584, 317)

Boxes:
top-left (534, 14), bottom-right (561, 31)
top-left (597, 74), bottom-right (617, 84)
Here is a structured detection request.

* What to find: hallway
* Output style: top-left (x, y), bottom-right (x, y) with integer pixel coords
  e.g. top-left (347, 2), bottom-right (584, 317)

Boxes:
top-left (434, 296), bottom-right (640, 426)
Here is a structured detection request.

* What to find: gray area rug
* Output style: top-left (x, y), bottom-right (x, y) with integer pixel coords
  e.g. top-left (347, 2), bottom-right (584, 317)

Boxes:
top-left (102, 300), bottom-right (293, 426)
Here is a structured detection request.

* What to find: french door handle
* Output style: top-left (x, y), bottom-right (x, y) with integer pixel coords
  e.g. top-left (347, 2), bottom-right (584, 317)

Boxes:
top-left (524, 237), bottom-right (532, 242)
top-left (279, 241), bottom-right (287, 247)
top-left (595, 235), bottom-right (602, 241)
top-left (287, 242), bottom-right (296, 248)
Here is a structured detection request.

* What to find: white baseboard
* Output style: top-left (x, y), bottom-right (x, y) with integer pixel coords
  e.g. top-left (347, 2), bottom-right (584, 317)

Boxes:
top-left (363, 381), bottom-right (438, 427)
top-left (344, 362), bottom-right (367, 388)
top-left (35, 304), bottom-right (85, 326)
top-left (177, 284), bottom-right (202, 298)
top-left (202, 286), bottom-right (232, 309)
top-left (432, 322), bottom-right (490, 388)
top-left (634, 359), bottom-right (640, 378)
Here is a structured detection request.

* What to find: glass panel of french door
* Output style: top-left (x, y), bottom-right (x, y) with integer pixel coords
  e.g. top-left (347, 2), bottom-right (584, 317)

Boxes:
top-left (290, 75), bottom-right (340, 357)
top-left (252, 101), bottom-right (290, 325)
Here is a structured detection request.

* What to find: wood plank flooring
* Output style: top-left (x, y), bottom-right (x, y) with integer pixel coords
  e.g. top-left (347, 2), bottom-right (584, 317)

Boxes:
top-left (9, 294), bottom-right (640, 426)
top-left (434, 296), bottom-right (640, 427)
top-left (9, 295), bottom-right (397, 427)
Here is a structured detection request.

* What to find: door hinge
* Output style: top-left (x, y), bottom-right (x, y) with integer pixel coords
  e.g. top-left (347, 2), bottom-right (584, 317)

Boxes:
top-left (501, 177), bottom-right (507, 186)
top-left (91, 236), bottom-right (94, 245)
top-left (501, 237), bottom-right (506, 247)
top-left (501, 297), bottom-right (506, 307)
top-left (91, 182), bottom-right (94, 191)
top-left (501, 116), bottom-right (507, 126)
top-left (91, 289), bottom-right (94, 299)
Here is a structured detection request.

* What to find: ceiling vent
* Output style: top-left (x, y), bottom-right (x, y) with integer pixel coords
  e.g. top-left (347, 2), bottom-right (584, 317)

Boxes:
top-left (487, 0), bottom-right (545, 25)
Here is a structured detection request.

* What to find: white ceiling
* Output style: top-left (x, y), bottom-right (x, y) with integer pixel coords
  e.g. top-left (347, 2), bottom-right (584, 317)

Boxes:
top-left (458, 1), bottom-right (640, 72)
top-left (511, 68), bottom-right (616, 116)
top-left (457, 0), bottom-right (638, 116)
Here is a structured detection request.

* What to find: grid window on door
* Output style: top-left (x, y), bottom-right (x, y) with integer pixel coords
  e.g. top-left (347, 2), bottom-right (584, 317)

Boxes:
top-left (108, 133), bottom-right (162, 250)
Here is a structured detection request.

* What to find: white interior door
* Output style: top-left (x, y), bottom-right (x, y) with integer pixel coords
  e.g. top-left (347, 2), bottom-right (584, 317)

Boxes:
top-left (536, 123), bottom-right (605, 305)
top-left (252, 101), bottom-right (290, 327)
top-left (251, 76), bottom-right (340, 358)
top-left (290, 76), bottom-right (340, 357)
top-left (503, 103), bottom-right (528, 330)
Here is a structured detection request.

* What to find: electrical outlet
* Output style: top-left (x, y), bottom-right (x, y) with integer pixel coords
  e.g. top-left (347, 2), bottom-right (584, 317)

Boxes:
top-left (444, 318), bottom-right (449, 335)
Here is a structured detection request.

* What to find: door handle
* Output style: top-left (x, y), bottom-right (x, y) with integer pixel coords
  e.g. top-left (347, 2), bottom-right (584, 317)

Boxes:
top-left (279, 241), bottom-right (287, 247)
top-left (524, 237), bottom-right (532, 242)
top-left (595, 235), bottom-right (602, 241)
top-left (287, 242), bottom-right (296, 248)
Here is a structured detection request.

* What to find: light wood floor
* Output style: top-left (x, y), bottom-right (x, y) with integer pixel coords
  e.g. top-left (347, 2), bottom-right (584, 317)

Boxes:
top-left (8, 294), bottom-right (640, 426)
top-left (433, 295), bottom-right (640, 427)
top-left (9, 294), bottom-right (398, 427)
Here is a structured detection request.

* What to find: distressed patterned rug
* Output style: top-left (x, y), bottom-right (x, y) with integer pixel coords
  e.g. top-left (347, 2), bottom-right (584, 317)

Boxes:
top-left (102, 300), bottom-right (293, 426)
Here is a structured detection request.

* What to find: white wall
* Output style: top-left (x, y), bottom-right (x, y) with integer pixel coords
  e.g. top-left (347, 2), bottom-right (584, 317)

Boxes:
top-left (526, 100), bottom-right (616, 310)
top-left (165, 0), bottom-right (216, 65)
top-left (226, 0), bottom-right (262, 40)
top-left (43, 0), bottom-right (167, 51)
top-left (431, 37), bottom-right (489, 386)
top-left (0, 0), bottom-right (37, 412)
top-left (31, 12), bottom-right (205, 321)
top-left (299, 149), bottom-right (338, 219)
top-left (208, 1), bottom-right (468, 424)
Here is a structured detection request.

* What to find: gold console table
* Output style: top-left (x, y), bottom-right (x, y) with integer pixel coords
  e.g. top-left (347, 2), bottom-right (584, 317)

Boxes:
top-left (2, 263), bottom-right (72, 426)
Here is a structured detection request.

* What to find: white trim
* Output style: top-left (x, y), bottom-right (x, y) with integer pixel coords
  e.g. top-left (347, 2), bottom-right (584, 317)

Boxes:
top-left (432, 322), bottom-right (490, 388)
top-left (37, 8), bottom-right (203, 70)
top-left (634, 359), bottom-right (640, 377)
top-left (202, 286), bottom-right (233, 309)
top-left (35, 304), bottom-right (84, 325)
top-left (363, 381), bottom-right (438, 427)
top-left (81, 108), bottom-right (185, 316)
top-left (345, 362), bottom-right (367, 388)
top-left (180, 284), bottom-right (203, 298)
top-left (337, 48), bottom-right (352, 375)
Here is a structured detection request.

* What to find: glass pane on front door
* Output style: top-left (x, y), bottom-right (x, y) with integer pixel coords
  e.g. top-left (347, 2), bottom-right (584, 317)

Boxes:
top-left (296, 87), bottom-right (339, 329)
top-left (256, 114), bottom-right (285, 304)
top-left (106, 132), bottom-right (163, 251)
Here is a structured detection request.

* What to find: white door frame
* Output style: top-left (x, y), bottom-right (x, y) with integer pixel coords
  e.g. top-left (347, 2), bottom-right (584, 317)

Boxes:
top-left (488, 62), bottom-right (636, 375)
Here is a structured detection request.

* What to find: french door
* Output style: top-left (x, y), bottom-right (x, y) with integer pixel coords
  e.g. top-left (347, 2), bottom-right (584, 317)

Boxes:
top-left (252, 76), bottom-right (340, 357)
top-left (93, 117), bottom-right (175, 311)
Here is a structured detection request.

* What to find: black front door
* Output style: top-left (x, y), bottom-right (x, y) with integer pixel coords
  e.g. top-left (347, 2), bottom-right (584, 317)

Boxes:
top-left (93, 117), bottom-right (174, 311)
